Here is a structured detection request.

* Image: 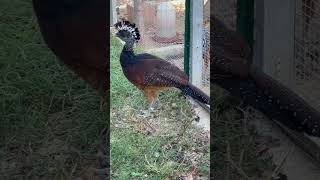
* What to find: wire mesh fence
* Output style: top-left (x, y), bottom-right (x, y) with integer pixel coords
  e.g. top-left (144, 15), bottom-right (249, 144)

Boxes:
top-left (115, 0), bottom-right (210, 96)
top-left (212, 0), bottom-right (320, 111)
top-left (294, 0), bottom-right (320, 111)
top-left (116, 0), bottom-right (185, 70)
top-left (212, 0), bottom-right (320, 174)
top-left (202, 0), bottom-right (210, 95)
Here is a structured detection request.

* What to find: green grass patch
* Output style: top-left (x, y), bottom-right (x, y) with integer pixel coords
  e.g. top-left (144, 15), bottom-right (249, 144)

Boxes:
top-left (110, 35), bottom-right (209, 179)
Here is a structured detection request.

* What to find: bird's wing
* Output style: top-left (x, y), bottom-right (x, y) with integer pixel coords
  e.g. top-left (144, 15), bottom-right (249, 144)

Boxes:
top-left (128, 54), bottom-right (188, 87)
top-left (135, 53), bottom-right (160, 60)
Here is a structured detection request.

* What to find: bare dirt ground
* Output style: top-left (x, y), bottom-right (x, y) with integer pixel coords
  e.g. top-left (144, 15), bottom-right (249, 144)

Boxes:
top-left (249, 110), bottom-right (320, 180)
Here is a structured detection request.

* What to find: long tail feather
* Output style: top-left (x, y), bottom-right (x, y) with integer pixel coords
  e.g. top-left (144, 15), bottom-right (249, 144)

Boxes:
top-left (180, 83), bottom-right (210, 105)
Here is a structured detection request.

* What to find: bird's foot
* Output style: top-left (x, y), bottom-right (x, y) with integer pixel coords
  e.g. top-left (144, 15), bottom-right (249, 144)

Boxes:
top-left (149, 107), bottom-right (156, 113)
top-left (138, 110), bottom-right (152, 119)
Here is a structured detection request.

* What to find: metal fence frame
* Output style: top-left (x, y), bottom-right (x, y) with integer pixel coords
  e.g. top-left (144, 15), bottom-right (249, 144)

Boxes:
top-left (253, 0), bottom-right (320, 112)
top-left (213, 0), bottom-right (320, 158)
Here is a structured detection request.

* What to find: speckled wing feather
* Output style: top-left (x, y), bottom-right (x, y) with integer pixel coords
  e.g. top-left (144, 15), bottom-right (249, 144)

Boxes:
top-left (143, 62), bottom-right (188, 87)
top-left (124, 54), bottom-right (188, 88)
top-left (212, 15), bottom-right (320, 137)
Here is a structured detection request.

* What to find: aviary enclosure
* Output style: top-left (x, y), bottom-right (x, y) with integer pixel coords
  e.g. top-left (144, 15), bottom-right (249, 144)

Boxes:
top-left (213, 0), bottom-right (320, 175)
top-left (109, 0), bottom-right (211, 178)
top-left (112, 0), bottom-right (210, 96)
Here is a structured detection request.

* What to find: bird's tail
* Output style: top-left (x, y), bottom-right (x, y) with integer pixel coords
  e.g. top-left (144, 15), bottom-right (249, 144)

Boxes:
top-left (180, 83), bottom-right (210, 105)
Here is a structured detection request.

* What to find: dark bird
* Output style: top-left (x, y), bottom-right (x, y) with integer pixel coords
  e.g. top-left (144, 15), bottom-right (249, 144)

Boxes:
top-left (212, 15), bottom-right (251, 79)
top-left (114, 20), bottom-right (209, 116)
top-left (212, 15), bottom-right (320, 137)
top-left (32, 0), bottom-right (108, 98)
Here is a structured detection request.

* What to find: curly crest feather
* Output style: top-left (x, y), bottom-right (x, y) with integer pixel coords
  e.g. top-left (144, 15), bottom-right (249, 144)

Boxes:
top-left (114, 20), bottom-right (140, 41)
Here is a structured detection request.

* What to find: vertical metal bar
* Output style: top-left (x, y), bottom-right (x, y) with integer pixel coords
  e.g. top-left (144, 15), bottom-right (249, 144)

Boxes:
top-left (259, 0), bottom-right (295, 86)
top-left (236, 0), bottom-right (254, 47)
top-left (184, 0), bottom-right (190, 76)
top-left (189, 0), bottom-right (204, 86)
top-left (110, 0), bottom-right (117, 25)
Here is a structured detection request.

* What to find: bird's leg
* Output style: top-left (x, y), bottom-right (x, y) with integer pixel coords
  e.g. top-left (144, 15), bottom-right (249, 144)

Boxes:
top-left (149, 99), bottom-right (156, 112)
top-left (139, 108), bottom-right (152, 118)
top-left (147, 90), bottom-right (159, 113)
top-left (155, 95), bottom-right (162, 107)
top-left (138, 89), bottom-right (161, 118)
top-left (138, 92), bottom-right (154, 118)
top-left (150, 91), bottom-right (163, 112)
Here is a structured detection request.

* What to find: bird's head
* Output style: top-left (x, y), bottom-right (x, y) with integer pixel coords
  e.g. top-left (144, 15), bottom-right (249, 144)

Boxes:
top-left (114, 20), bottom-right (140, 44)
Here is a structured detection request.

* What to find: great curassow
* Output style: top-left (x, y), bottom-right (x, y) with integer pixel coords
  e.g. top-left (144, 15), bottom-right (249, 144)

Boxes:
top-left (114, 20), bottom-right (209, 116)
top-left (32, 0), bottom-right (108, 98)
top-left (212, 15), bottom-right (320, 137)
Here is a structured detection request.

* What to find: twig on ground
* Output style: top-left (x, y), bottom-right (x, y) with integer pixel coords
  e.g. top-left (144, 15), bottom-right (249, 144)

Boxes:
top-left (227, 142), bottom-right (252, 180)
top-left (272, 145), bottom-right (294, 178)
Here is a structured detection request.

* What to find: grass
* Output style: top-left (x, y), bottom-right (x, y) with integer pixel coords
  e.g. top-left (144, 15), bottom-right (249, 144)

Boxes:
top-left (211, 86), bottom-right (276, 179)
top-left (110, 36), bottom-right (210, 179)
top-left (0, 0), bottom-right (107, 179)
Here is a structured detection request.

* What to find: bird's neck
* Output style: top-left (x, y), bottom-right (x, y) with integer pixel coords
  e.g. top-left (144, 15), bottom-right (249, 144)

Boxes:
top-left (120, 42), bottom-right (136, 67)
top-left (123, 41), bottom-right (134, 52)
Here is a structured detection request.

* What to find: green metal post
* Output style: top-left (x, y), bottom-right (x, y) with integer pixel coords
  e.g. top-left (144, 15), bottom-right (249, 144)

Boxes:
top-left (236, 0), bottom-right (254, 48)
top-left (184, 0), bottom-right (190, 76)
